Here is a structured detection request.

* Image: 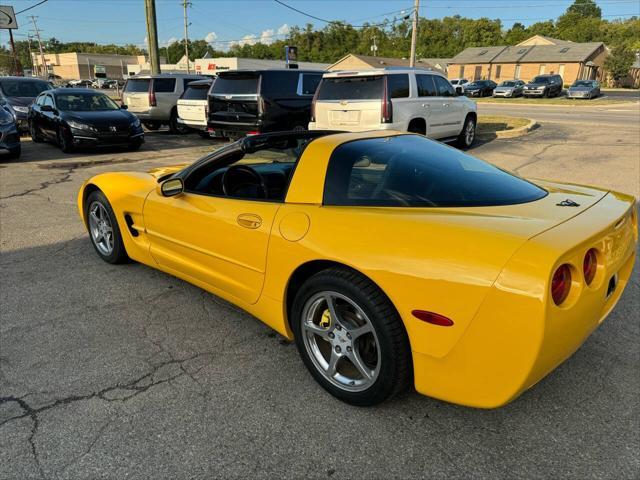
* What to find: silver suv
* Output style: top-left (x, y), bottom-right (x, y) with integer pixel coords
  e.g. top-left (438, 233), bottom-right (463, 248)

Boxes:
top-left (122, 74), bottom-right (207, 133)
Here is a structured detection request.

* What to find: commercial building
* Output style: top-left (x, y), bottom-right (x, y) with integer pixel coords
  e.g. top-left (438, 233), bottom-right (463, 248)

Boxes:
top-left (193, 57), bottom-right (329, 75)
top-left (30, 52), bottom-right (155, 80)
top-left (448, 35), bottom-right (607, 85)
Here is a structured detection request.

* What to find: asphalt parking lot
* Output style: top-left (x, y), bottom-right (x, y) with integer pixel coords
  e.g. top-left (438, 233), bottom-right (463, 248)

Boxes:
top-left (1, 102), bottom-right (639, 479)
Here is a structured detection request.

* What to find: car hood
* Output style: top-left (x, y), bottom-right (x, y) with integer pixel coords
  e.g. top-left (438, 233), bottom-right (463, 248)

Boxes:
top-left (495, 86), bottom-right (515, 91)
top-left (465, 85), bottom-right (484, 90)
top-left (569, 86), bottom-right (591, 91)
top-left (525, 83), bottom-right (548, 88)
top-left (64, 110), bottom-right (133, 126)
top-left (7, 97), bottom-right (36, 107)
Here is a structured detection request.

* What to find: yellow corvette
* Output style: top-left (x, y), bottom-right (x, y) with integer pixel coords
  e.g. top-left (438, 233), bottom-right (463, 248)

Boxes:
top-left (77, 130), bottom-right (637, 407)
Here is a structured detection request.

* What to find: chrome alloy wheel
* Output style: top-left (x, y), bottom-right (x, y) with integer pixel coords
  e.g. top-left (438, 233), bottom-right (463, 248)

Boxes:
top-left (88, 201), bottom-right (114, 255)
top-left (465, 119), bottom-right (475, 146)
top-left (301, 291), bottom-right (381, 392)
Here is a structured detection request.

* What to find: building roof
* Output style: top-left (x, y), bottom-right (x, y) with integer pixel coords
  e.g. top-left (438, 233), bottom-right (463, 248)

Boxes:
top-left (329, 53), bottom-right (451, 72)
top-left (451, 42), bottom-right (604, 64)
top-left (516, 35), bottom-right (573, 46)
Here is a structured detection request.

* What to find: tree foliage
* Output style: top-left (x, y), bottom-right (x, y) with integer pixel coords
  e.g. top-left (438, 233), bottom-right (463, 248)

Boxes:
top-left (604, 45), bottom-right (636, 84)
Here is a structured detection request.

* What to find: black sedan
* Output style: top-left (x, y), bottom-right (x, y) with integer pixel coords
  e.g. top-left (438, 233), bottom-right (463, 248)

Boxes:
top-left (0, 76), bottom-right (53, 132)
top-left (464, 80), bottom-right (497, 97)
top-left (0, 106), bottom-right (21, 160)
top-left (28, 89), bottom-right (144, 153)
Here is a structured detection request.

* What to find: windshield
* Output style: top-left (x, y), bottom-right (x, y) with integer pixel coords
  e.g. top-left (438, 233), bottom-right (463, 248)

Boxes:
top-left (211, 74), bottom-right (259, 95)
top-left (572, 81), bottom-right (593, 87)
top-left (181, 84), bottom-right (210, 100)
top-left (56, 92), bottom-right (120, 111)
top-left (531, 77), bottom-right (550, 84)
top-left (323, 135), bottom-right (547, 207)
top-left (0, 79), bottom-right (51, 98)
top-left (124, 79), bottom-right (150, 93)
top-left (317, 76), bottom-right (384, 100)
top-left (499, 81), bottom-right (516, 87)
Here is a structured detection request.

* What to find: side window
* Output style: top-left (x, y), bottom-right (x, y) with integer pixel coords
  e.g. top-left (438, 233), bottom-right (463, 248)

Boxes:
top-left (153, 78), bottom-right (176, 93)
top-left (299, 74), bottom-right (322, 96)
top-left (433, 76), bottom-right (455, 97)
top-left (43, 95), bottom-right (54, 107)
top-left (386, 74), bottom-right (409, 98)
top-left (36, 95), bottom-right (45, 106)
top-left (416, 75), bottom-right (437, 97)
top-left (261, 72), bottom-right (300, 97)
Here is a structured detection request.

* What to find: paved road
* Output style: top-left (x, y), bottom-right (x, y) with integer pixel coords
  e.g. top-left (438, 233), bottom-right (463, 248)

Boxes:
top-left (1, 123), bottom-right (638, 479)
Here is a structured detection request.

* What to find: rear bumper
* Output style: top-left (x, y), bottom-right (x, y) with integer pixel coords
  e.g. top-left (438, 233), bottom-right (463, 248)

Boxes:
top-left (523, 90), bottom-right (546, 97)
top-left (413, 193), bottom-right (637, 408)
top-left (178, 118), bottom-right (207, 130)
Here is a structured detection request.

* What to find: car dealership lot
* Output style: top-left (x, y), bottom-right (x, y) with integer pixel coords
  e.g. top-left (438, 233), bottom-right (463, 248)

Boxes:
top-left (1, 103), bottom-right (639, 480)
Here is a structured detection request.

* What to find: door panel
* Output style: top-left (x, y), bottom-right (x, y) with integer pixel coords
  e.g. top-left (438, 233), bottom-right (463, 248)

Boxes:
top-left (143, 192), bottom-right (280, 304)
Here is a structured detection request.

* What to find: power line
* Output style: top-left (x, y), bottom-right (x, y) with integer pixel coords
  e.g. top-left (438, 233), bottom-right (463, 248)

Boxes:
top-left (16, 0), bottom-right (48, 15)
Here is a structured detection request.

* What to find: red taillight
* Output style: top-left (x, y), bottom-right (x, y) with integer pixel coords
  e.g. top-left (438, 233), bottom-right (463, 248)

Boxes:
top-left (583, 249), bottom-right (598, 285)
top-left (411, 310), bottom-right (454, 327)
top-left (310, 81), bottom-right (321, 123)
top-left (149, 91), bottom-right (157, 107)
top-left (381, 76), bottom-right (392, 123)
top-left (551, 264), bottom-right (572, 305)
top-left (246, 130), bottom-right (260, 136)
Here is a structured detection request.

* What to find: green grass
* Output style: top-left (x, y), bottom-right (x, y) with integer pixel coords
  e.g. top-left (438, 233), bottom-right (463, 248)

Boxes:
top-left (477, 115), bottom-right (530, 133)
top-left (474, 95), bottom-right (634, 106)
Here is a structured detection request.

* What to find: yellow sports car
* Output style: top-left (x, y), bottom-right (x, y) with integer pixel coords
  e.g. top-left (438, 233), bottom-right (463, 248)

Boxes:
top-left (77, 130), bottom-right (637, 407)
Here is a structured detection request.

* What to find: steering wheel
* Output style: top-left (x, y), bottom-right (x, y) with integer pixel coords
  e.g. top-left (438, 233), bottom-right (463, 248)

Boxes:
top-left (221, 165), bottom-right (268, 199)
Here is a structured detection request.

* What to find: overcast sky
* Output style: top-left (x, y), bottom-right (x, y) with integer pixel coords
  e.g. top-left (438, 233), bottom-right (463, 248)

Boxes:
top-left (2, 0), bottom-right (639, 49)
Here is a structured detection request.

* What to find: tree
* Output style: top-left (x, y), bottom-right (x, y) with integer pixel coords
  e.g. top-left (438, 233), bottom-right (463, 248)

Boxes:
top-left (556, 0), bottom-right (602, 42)
top-left (504, 22), bottom-right (528, 45)
top-left (566, 0), bottom-right (601, 19)
top-left (604, 45), bottom-right (635, 85)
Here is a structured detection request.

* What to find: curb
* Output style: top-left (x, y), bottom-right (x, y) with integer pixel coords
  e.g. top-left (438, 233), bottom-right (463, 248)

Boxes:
top-left (478, 118), bottom-right (538, 139)
top-left (477, 100), bottom-right (639, 108)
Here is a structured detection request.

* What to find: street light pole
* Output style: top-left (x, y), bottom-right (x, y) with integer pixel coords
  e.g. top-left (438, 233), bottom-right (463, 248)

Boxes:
top-left (182, 0), bottom-right (192, 73)
top-left (144, 0), bottom-right (161, 75)
top-left (409, 0), bottom-right (420, 67)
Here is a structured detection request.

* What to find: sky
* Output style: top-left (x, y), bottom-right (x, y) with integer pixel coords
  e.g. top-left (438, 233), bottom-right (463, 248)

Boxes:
top-left (2, 0), bottom-right (639, 49)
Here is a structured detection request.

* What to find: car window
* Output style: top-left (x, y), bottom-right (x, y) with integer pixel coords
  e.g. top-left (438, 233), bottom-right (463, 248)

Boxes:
top-left (323, 135), bottom-right (547, 207)
top-left (261, 72), bottom-right (301, 96)
top-left (416, 75), bottom-right (437, 97)
top-left (386, 74), bottom-right (410, 98)
top-left (124, 79), bottom-right (150, 93)
top-left (56, 92), bottom-right (120, 111)
top-left (433, 76), bottom-right (455, 97)
top-left (36, 95), bottom-right (45, 106)
top-left (184, 137), bottom-right (314, 201)
top-left (300, 74), bottom-right (322, 95)
top-left (317, 76), bottom-right (383, 100)
top-left (212, 73), bottom-right (259, 95)
top-left (153, 78), bottom-right (176, 93)
top-left (532, 76), bottom-right (550, 84)
top-left (0, 79), bottom-right (51, 97)
top-left (183, 78), bottom-right (201, 90)
top-left (181, 84), bottom-right (210, 100)
top-left (42, 95), bottom-right (54, 108)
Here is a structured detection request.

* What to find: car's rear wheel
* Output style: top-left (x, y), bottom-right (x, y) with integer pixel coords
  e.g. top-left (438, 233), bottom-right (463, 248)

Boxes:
top-left (291, 268), bottom-right (411, 406)
top-left (85, 190), bottom-right (129, 264)
top-left (169, 110), bottom-right (189, 134)
top-left (143, 121), bottom-right (160, 131)
top-left (456, 115), bottom-right (476, 149)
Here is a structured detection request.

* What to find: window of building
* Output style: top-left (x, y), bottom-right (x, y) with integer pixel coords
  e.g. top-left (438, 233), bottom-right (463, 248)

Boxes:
top-left (474, 65), bottom-right (482, 80)
top-left (539, 64), bottom-right (546, 75)
top-left (460, 65), bottom-right (465, 78)
top-left (515, 64), bottom-right (521, 79)
top-left (495, 65), bottom-right (502, 78)
top-left (560, 47), bottom-right (570, 53)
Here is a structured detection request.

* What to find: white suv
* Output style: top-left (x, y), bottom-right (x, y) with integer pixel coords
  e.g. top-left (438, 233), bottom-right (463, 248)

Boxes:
top-left (309, 68), bottom-right (477, 148)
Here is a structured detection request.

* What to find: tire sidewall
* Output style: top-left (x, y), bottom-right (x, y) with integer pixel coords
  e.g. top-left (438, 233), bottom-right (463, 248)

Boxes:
top-left (85, 191), bottom-right (128, 264)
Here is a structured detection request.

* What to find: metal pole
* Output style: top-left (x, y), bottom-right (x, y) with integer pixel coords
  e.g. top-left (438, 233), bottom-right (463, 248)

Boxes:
top-left (409, 0), bottom-right (419, 67)
top-left (27, 35), bottom-right (34, 76)
top-left (182, 0), bottom-right (191, 73)
top-left (144, 0), bottom-right (161, 75)
top-left (9, 29), bottom-right (21, 76)
top-left (29, 16), bottom-right (47, 78)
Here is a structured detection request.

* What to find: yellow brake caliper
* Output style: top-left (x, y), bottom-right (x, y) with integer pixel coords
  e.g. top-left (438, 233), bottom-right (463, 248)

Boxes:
top-left (319, 309), bottom-right (332, 328)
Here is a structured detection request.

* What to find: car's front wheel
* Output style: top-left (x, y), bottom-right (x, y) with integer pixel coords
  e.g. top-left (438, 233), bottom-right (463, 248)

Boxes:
top-left (29, 121), bottom-right (43, 143)
top-left (291, 267), bottom-right (411, 406)
top-left (456, 115), bottom-right (476, 149)
top-left (57, 126), bottom-right (74, 153)
top-left (85, 190), bottom-right (129, 264)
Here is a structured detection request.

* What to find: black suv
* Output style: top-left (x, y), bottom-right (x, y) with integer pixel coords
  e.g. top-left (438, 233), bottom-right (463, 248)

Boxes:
top-left (208, 69), bottom-right (323, 139)
top-left (523, 74), bottom-right (563, 98)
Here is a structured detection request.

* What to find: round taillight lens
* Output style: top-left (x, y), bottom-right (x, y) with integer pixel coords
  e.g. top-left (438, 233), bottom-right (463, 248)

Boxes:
top-left (583, 249), bottom-right (598, 285)
top-left (551, 264), bottom-right (572, 305)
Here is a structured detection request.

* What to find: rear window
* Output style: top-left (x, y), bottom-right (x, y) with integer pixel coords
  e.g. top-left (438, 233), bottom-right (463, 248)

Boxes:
top-left (212, 74), bottom-right (259, 95)
top-left (317, 76), bottom-right (383, 100)
top-left (0, 79), bottom-right (51, 97)
top-left (181, 84), bottom-right (210, 100)
top-left (153, 78), bottom-right (176, 93)
top-left (124, 79), bottom-right (150, 93)
top-left (323, 135), bottom-right (547, 207)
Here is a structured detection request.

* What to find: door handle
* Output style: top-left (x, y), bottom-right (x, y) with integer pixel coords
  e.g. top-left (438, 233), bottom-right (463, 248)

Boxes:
top-left (442, 103), bottom-right (450, 108)
top-left (237, 213), bottom-right (262, 229)
top-left (421, 103), bottom-right (429, 108)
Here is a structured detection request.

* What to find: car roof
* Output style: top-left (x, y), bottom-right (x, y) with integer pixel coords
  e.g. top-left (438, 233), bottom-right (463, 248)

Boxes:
top-left (49, 88), bottom-right (109, 94)
top-left (217, 69), bottom-right (324, 75)
top-left (186, 79), bottom-right (213, 86)
top-left (129, 74), bottom-right (207, 79)
top-left (323, 67), bottom-right (444, 78)
top-left (0, 76), bottom-right (49, 82)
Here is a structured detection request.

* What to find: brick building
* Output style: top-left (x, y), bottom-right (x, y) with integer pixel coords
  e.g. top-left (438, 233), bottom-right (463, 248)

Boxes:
top-left (328, 53), bottom-right (450, 74)
top-left (448, 35), bottom-right (607, 85)
top-left (31, 52), bottom-right (153, 80)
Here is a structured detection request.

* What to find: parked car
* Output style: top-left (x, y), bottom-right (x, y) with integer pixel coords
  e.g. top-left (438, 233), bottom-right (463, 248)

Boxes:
top-left (492, 80), bottom-right (525, 98)
top-left (77, 130), bottom-right (637, 407)
top-left (0, 106), bottom-right (21, 159)
top-left (122, 74), bottom-right (206, 133)
top-left (309, 68), bottom-right (477, 148)
top-left (67, 79), bottom-right (93, 88)
top-left (101, 79), bottom-right (124, 89)
top-left (28, 88), bottom-right (144, 153)
top-left (450, 78), bottom-right (469, 94)
top-left (177, 78), bottom-right (213, 136)
top-left (0, 76), bottom-right (53, 132)
top-left (523, 74), bottom-right (563, 98)
top-left (464, 80), bottom-right (497, 97)
top-left (91, 78), bottom-right (110, 89)
top-left (208, 69), bottom-right (323, 140)
top-left (567, 79), bottom-right (600, 99)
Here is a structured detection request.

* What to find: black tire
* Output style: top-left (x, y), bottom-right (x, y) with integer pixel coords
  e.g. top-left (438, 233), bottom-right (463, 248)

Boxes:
top-left (169, 110), bottom-right (189, 134)
top-left (143, 121), bottom-right (161, 131)
top-left (455, 114), bottom-right (476, 149)
top-left (84, 190), bottom-right (129, 264)
top-left (7, 145), bottom-right (21, 159)
top-left (29, 121), bottom-right (43, 143)
top-left (127, 138), bottom-right (143, 151)
top-left (291, 267), bottom-right (411, 406)
top-left (57, 126), bottom-right (74, 153)
top-left (197, 130), bottom-right (211, 138)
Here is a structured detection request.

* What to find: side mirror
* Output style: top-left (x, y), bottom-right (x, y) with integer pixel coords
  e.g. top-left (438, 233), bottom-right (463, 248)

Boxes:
top-left (159, 177), bottom-right (184, 197)
top-left (455, 86), bottom-right (464, 96)
top-left (41, 105), bottom-right (53, 112)
top-left (120, 104), bottom-right (128, 110)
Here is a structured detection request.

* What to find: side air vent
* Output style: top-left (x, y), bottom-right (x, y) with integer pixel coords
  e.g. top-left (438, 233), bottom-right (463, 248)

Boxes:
top-left (124, 214), bottom-right (139, 237)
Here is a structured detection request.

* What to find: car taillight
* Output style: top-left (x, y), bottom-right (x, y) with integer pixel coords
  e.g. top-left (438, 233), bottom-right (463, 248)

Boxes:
top-left (583, 249), bottom-right (598, 285)
top-left (247, 130), bottom-right (260, 136)
top-left (310, 82), bottom-right (321, 123)
top-left (149, 91), bottom-right (157, 107)
top-left (551, 264), bottom-right (572, 305)
top-left (411, 310), bottom-right (454, 327)
top-left (381, 76), bottom-right (392, 123)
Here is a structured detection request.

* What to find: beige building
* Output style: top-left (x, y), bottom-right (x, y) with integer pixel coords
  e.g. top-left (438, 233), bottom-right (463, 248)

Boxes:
top-left (31, 52), bottom-right (153, 80)
top-left (328, 53), bottom-right (450, 73)
top-left (448, 35), bottom-right (607, 85)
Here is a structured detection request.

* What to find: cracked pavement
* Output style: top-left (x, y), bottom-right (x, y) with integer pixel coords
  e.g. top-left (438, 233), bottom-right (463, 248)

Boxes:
top-left (1, 114), bottom-right (639, 479)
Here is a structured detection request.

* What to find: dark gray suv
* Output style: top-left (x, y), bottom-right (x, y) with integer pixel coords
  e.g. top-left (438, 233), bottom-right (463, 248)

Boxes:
top-left (523, 74), bottom-right (563, 98)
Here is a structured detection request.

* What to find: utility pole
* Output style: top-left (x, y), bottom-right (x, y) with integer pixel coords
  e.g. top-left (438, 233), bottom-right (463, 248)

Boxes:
top-left (409, 0), bottom-right (419, 67)
top-left (144, 0), bottom-right (161, 74)
top-left (182, 0), bottom-right (192, 73)
top-left (29, 16), bottom-right (47, 77)
top-left (8, 29), bottom-right (20, 76)
top-left (371, 36), bottom-right (378, 57)
top-left (27, 35), bottom-right (34, 75)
